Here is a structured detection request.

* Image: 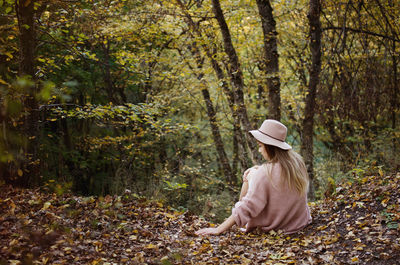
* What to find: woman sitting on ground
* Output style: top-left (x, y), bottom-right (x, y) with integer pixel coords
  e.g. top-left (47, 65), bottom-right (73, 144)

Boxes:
top-left (196, 119), bottom-right (312, 236)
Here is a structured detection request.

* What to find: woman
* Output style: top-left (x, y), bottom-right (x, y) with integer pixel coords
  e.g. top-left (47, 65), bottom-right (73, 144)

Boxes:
top-left (196, 119), bottom-right (311, 236)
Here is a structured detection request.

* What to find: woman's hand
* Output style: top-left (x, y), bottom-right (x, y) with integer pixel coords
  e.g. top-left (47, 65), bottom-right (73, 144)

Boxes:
top-left (195, 227), bottom-right (221, 236)
top-left (196, 215), bottom-right (236, 236)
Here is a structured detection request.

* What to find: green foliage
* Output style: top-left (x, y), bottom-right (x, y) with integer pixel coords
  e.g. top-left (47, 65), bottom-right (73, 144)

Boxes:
top-left (43, 179), bottom-right (73, 196)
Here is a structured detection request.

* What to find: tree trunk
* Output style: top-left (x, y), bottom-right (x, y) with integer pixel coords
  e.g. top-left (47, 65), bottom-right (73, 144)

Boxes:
top-left (101, 37), bottom-right (118, 104)
top-left (188, 43), bottom-right (236, 185)
top-left (390, 40), bottom-right (397, 154)
top-left (232, 124), bottom-right (239, 175)
top-left (200, 85), bottom-right (236, 185)
top-left (17, 0), bottom-right (36, 78)
top-left (174, 0), bottom-right (253, 171)
top-left (211, 0), bottom-right (262, 164)
top-left (255, 0), bottom-right (281, 121)
top-left (301, 0), bottom-right (322, 200)
top-left (16, 0), bottom-right (40, 186)
top-left (208, 56), bottom-right (252, 171)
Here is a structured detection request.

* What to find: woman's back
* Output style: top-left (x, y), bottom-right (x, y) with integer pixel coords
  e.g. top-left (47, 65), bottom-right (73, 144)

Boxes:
top-left (233, 163), bottom-right (311, 234)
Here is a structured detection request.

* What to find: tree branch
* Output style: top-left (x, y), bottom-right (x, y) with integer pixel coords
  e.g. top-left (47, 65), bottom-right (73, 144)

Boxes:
top-left (322, 26), bottom-right (400, 42)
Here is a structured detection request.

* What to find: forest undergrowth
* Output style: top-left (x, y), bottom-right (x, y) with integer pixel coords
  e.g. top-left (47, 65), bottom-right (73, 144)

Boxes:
top-left (1, 172), bottom-right (399, 264)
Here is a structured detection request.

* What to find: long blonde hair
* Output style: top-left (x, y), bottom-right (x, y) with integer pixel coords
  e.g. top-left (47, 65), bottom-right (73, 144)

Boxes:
top-left (263, 144), bottom-right (309, 195)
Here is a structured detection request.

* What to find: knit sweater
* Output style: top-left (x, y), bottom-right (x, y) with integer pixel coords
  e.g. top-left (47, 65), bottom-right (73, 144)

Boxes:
top-left (232, 163), bottom-right (312, 234)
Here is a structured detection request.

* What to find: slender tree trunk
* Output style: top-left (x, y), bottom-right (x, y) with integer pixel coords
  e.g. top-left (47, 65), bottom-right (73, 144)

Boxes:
top-left (233, 122), bottom-right (248, 172)
top-left (17, 0), bottom-right (35, 78)
top-left (200, 85), bottom-right (236, 185)
top-left (16, 0), bottom-right (40, 186)
top-left (211, 0), bottom-right (262, 164)
top-left (101, 38), bottom-right (118, 104)
top-left (174, 0), bottom-right (253, 171)
top-left (390, 40), bottom-right (397, 154)
top-left (301, 0), bottom-right (321, 200)
top-left (232, 125), bottom-right (239, 175)
top-left (208, 56), bottom-right (252, 171)
top-left (326, 77), bottom-right (341, 153)
top-left (390, 41), bottom-right (398, 130)
top-left (187, 43), bottom-right (236, 185)
top-left (255, 0), bottom-right (281, 121)
top-left (374, 0), bottom-right (398, 131)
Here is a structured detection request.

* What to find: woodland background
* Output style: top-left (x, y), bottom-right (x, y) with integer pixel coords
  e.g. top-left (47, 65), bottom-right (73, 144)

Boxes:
top-left (0, 0), bottom-right (399, 222)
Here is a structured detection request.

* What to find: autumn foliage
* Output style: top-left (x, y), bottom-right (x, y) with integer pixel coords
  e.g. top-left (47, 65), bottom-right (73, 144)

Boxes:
top-left (1, 172), bottom-right (399, 264)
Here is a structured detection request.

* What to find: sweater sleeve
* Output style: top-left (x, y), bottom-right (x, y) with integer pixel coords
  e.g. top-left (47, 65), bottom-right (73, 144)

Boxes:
top-left (232, 166), bottom-right (269, 227)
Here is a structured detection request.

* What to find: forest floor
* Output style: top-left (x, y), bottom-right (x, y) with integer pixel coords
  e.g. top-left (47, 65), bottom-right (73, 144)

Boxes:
top-left (1, 173), bottom-right (399, 265)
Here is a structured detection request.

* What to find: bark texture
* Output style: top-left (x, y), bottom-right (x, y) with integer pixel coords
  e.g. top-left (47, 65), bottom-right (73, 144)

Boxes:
top-left (16, 0), bottom-right (40, 186)
top-left (301, 0), bottom-right (322, 200)
top-left (17, 0), bottom-right (36, 78)
top-left (255, 0), bottom-right (281, 121)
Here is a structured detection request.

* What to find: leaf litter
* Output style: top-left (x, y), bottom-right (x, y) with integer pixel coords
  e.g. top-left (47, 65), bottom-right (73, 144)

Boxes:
top-left (1, 173), bottom-right (399, 264)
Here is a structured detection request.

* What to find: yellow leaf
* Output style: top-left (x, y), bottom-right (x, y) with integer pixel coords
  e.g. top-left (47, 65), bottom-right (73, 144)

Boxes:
top-left (165, 213), bottom-right (175, 219)
top-left (0, 79), bottom-right (9, 85)
top-left (4, 52), bottom-right (13, 59)
top-left (64, 247), bottom-right (72, 252)
top-left (10, 201), bottom-right (16, 215)
top-left (42, 257), bottom-right (49, 265)
top-left (381, 198), bottom-right (389, 207)
top-left (17, 169), bottom-right (23, 177)
top-left (145, 243), bottom-right (156, 249)
top-left (324, 236), bottom-right (339, 244)
top-left (10, 239), bottom-right (18, 246)
top-left (42, 201), bottom-right (51, 210)
top-left (351, 257), bottom-right (359, 262)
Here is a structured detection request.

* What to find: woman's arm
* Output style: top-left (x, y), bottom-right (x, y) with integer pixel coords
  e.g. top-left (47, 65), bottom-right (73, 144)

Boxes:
top-left (239, 182), bottom-right (249, 201)
top-left (239, 165), bottom-right (259, 200)
top-left (195, 215), bottom-right (236, 236)
top-left (196, 166), bottom-right (260, 236)
top-left (232, 166), bottom-right (269, 228)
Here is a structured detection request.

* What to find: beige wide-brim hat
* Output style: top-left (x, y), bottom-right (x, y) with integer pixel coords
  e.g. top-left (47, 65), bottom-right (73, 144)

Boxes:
top-left (249, 119), bottom-right (292, 150)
